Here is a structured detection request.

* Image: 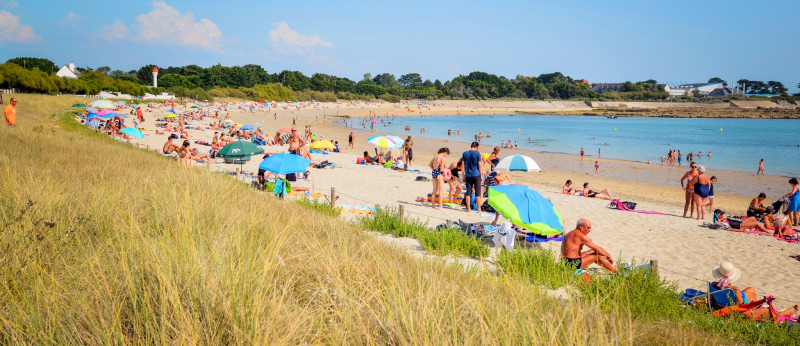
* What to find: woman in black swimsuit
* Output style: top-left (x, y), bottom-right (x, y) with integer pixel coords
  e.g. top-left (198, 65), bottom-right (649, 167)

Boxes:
top-left (448, 159), bottom-right (463, 204)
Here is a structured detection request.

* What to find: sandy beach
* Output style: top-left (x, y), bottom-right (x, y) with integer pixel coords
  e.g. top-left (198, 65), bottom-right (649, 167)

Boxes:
top-left (128, 99), bottom-right (800, 309)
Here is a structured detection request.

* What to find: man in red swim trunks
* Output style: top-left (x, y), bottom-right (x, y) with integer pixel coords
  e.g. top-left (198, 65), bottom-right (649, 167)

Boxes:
top-left (561, 218), bottom-right (617, 272)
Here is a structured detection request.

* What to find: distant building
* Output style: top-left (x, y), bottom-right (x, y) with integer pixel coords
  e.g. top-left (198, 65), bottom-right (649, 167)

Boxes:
top-left (590, 83), bottom-right (624, 93)
top-left (665, 82), bottom-right (723, 96)
top-left (56, 62), bottom-right (81, 79)
top-left (575, 79), bottom-right (589, 84)
top-left (706, 86), bottom-right (746, 98)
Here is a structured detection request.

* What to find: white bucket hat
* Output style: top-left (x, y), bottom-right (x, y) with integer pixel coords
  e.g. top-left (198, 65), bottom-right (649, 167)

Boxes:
top-left (712, 261), bottom-right (741, 284)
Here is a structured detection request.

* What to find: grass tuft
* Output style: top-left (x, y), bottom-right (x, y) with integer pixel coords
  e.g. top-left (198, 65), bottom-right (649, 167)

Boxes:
top-left (297, 198), bottom-right (341, 217)
top-left (415, 227), bottom-right (489, 258)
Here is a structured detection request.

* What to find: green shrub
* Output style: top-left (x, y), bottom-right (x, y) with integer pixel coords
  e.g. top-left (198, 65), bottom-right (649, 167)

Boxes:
top-left (357, 206), bottom-right (425, 238)
top-left (496, 247), bottom-right (574, 289)
top-left (297, 198), bottom-right (340, 217)
top-left (416, 227), bottom-right (489, 258)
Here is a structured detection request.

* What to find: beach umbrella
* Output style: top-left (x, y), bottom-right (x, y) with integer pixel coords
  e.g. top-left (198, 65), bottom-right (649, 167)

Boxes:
top-left (85, 107), bottom-right (98, 113)
top-left (163, 114), bottom-right (177, 118)
top-left (86, 113), bottom-right (99, 119)
top-left (240, 125), bottom-right (254, 131)
top-left (223, 119), bottom-right (233, 123)
top-left (495, 155), bottom-right (541, 172)
top-left (488, 185), bottom-right (564, 236)
top-left (97, 110), bottom-right (115, 116)
top-left (89, 100), bottom-right (115, 109)
top-left (258, 153), bottom-right (311, 175)
top-left (120, 127), bottom-right (144, 139)
top-left (191, 106), bottom-right (198, 108)
top-left (278, 127), bottom-right (292, 133)
top-left (218, 140), bottom-right (264, 158)
top-left (368, 136), bottom-right (403, 148)
top-left (131, 105), bottom-right (139, 109)
top-left (113, 101), bottom-right (126, 106)
top-left (309, 140), bottom-right (336, 150)
top-left (72, 103), bottom-right (86, 107)
top-left (166, 110), bottom-right (177, 114)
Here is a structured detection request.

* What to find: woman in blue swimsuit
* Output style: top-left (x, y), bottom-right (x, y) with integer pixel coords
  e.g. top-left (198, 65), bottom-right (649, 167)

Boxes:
top-left (689, 165), bottom-right (711, 220)
top-left (783, 177), bottom-right (800, 226)
top-left (429, 147), bottom-right (450, 209)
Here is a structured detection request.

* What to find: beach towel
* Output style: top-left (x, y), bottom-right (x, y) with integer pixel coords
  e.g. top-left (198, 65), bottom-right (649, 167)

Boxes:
top-left (609, 199), bottom-right (664, 215)
top-left (712, 295), bottom-right (779, 323)
top-left (492, 222), bottom-right (517, 251)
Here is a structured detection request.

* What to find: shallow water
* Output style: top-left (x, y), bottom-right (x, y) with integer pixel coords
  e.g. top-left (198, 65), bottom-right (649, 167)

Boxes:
top-left (346, 115), bottom-right (800, 177)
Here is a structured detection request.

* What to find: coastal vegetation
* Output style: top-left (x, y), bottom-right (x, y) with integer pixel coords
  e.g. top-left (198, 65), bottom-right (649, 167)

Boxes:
top-left (1, 94), bottom-right (798, 344)
top-left (3, 58), bottom-right (797, 103)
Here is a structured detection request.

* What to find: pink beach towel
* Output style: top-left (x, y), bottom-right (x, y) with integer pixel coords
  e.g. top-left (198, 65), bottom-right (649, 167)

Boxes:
top-left (610, 199), bottom-right (665, 215)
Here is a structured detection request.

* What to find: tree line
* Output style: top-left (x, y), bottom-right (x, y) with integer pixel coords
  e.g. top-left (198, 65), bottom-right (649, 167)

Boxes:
top-left (1, 57), bottom-right (795, 102)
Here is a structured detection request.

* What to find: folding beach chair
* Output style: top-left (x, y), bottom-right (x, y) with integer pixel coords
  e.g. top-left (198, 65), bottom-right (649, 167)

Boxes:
top-left (707, 282), bottom-right (738, 311)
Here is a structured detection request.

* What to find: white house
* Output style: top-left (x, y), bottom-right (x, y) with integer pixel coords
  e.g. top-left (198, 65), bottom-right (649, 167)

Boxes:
top-left (56, 63), bottom-right (82, 79)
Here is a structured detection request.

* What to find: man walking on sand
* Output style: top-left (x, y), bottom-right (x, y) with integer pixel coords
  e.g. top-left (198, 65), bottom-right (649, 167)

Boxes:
top-left (4, 97), bottom-right (17, 127)
top-left (461, 141), bottom-right (484, 213)
top-left (561, 218), bottom-right (617, 273)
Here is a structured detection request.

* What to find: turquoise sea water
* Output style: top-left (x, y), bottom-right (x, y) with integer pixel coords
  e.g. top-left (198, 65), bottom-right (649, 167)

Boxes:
top-left (345, 115), bottom-right (800, 177)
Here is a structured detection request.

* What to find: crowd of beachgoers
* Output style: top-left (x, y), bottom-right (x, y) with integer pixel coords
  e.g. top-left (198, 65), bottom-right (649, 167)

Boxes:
top-left (68, 98), bottom-right (800, 321)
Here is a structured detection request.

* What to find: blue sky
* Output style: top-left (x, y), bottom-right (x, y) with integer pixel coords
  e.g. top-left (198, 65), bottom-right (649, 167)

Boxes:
top-left (1, 0), bottom-right (798, 91)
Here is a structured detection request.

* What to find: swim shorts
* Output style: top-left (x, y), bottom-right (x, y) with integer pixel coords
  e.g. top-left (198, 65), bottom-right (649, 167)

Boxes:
top-left (564, 257), bottom-right (582, 268)
top-left (465, 176), bottom-right (481, 197)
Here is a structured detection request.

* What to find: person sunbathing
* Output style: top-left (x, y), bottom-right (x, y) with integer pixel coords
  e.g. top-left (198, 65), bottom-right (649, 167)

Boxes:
top-left (710, 262), bottom-right (799, 320)
top-left (361, 151), bottom-right (374, 164)
top-left (768, 209), bottom-right (797, 238)
top-left (189, 148), bottom-right (215, 162)
top-left (747, 193), bottom-right (767, 219)
top-left (177, 140), bottom-right (194, 166)
top-left (561, 218), bottom-right (617, 273)
top-left (562, 180), bottom-right (576, 195)
top-left (582, 182), bottom-right (614, 200)
top-left (716, 210), bottom-right (769, 233)
top-left (163, 135), bottom-right (180, 155)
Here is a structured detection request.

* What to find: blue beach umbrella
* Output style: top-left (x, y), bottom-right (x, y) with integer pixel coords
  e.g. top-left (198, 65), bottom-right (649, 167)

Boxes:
top-left (85, 113), bottom-right (99, 119)
top-left (258, 153), bottom-right (311, 175)
top-left (240, 125), bottom-right (254, 131)
top-left (488, 185), bottom-right (564, 235)
top-left (495, 155), bottom-right (541, 172)
top-left (120, 127), bottom-right (144, 139)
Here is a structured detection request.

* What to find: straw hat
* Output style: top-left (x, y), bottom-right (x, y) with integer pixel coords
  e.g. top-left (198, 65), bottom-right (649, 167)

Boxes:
top-left (712, 262), bottom-right (741, 283)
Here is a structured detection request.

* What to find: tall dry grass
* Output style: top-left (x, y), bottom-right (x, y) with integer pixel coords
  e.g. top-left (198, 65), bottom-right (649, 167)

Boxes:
top-left (0, 94), bottom-right (732, 344)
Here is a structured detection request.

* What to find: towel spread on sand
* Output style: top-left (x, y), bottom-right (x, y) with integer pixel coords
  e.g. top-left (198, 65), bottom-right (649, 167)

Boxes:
top-left (610, 199), bottom-right (664, 215)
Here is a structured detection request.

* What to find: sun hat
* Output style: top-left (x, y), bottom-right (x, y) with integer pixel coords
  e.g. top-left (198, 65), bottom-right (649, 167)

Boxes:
top-left (712, 261), bottom-right (741, 284)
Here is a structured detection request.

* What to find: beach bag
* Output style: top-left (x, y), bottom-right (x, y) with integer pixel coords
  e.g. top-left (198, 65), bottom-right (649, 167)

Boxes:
top-left (622, 201), bottom-right (637, 210)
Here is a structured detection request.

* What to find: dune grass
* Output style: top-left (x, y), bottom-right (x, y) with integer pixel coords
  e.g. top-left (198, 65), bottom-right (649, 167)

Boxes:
top-left (0, 94), bottom-right (762, 344)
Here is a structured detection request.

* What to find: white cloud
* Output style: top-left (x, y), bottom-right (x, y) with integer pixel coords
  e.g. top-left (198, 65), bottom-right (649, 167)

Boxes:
top-left (101, 20), bottom-right (128, 41)
top-left (135, 1), bottom-right (222, 50)
top-left (0, 10), bottom-right (38, 43)
top-left (309, 54), bottom-right (346, 71)
top-left (269, 22), bottom-right (332, 54)
top-left (58, 12), bottom-right (84, 26)
top-left (0, 0), bottom-right (18, 9)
